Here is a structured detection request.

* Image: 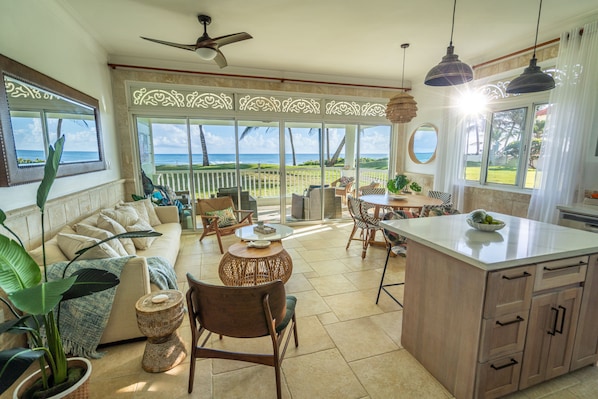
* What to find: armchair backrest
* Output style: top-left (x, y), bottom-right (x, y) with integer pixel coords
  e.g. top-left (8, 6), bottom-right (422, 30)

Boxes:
top-left (197, 196), bottom-right (236, 215)
top-left (186, 274), bottom-right (287, 338)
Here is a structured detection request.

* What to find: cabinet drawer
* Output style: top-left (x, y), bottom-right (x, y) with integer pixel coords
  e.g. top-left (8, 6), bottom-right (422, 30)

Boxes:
top-left (534, 256), bottom-right (588, 292)
top-left (476, 352), bottom-right (523, 399)
top-left (479, 311), bottom-right (529, 362)
top-left (484, 266), bottom-right (535, 318)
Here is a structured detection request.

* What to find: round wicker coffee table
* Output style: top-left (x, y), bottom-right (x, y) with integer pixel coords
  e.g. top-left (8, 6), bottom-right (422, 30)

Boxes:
top-left (135, 290), bottom-right (187, 372)
top-left (219, 241), bottom-right (293, 286)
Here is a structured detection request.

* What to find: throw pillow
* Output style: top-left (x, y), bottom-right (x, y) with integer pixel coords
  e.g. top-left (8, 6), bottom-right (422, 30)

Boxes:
top-left (97, 214), bottom-right (136, 255)
top-left (125, 219), bottom-right (158, 250)
top-left (205, 207), bottom-right (237, 227)
top-left (100, 207), bottom-right (139, 228)
top-left (74, 223), bottom-right (128, 256)
top-left (117, 200), bottom-right (151, 225)
top-left (57, 233), bottom-right (120, 261)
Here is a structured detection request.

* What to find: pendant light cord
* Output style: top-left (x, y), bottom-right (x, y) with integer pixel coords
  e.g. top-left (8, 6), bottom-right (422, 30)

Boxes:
top-left (449, 0), bottom-right (457, 46)
top-left (532, 0), bottom-right (543, 58)
top-left (401, 45), bottom-right (406, 89)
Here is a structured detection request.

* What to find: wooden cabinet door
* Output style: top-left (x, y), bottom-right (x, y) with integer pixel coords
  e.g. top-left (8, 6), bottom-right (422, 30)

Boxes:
top-left (571, 254), bottom-right (598, 370)
top-left (520, 287), bottom-right (583, 389)
top-left (545, 287), bottom-right (582, 380)
top-left (520, 292), bottom-right (555, 389)
top-left (484, 266), bottom-right (535, 317)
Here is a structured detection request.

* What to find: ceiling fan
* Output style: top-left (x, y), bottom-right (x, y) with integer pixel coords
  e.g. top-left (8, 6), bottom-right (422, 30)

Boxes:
top-left (141, 14), bottom-right (252, 68)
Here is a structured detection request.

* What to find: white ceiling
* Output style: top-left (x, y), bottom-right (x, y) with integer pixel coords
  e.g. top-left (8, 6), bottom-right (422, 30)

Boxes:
top-left (59, 0), bottom-right (598, 88)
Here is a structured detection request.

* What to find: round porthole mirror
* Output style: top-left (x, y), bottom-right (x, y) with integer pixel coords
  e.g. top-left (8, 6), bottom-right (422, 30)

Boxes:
top-left (408, 123), bottom-right (438, 164)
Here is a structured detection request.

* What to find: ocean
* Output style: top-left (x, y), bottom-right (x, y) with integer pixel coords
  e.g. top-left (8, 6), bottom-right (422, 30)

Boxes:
top-left (17, 151), bottom-right (434, 165)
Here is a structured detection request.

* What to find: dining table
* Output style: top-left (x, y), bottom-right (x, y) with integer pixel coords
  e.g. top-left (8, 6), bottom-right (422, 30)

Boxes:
top-left (359, 193), bottom-right (444, 245)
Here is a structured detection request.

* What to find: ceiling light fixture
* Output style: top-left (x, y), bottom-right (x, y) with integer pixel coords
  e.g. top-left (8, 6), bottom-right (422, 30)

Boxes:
top-left (424, 0), bottom-right (473, 86)
top-left (506, 0), bottom-right (555, 94)
top-left (195, 47), bottom-right (218, 60)
top-left (386, 43), bottom-right (418, 124)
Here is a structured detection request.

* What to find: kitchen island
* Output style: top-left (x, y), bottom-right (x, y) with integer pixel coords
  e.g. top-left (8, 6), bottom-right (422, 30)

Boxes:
top-left (381, 213), bottom-right (598, 399)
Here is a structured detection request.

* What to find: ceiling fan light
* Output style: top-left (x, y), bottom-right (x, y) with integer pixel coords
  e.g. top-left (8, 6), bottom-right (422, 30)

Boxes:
top-left (195, 47), bottom-right (217, 60)
top-left (506, 57), bottom-right (555, 94)
top-left (424, 45), bottom-right (473, 86)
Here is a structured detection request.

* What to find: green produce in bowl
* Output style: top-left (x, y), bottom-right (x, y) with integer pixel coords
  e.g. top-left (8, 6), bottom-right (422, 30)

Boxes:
top-left (469, 209), bottom-right (487, 223)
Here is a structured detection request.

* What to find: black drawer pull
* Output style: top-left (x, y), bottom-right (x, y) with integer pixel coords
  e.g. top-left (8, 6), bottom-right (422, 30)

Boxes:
top-left (556, 305), bottom-right (566, 334)
top-left (502, 271), bottom-right (531, 280)
top-left (496, 316), bottom-right (524, 326)
top-left (548, 307), bottom-right (559, 336)
top-left (491, 358), bottom-right (518, 371)
top-left (543, 263), bottom-right (585, 271)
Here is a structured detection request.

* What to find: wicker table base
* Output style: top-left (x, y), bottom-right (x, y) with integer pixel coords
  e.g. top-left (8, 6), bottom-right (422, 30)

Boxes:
top-left (219, 241), bottom-right (293, 286)
top-left (135, 290), bottom-right (187, 372)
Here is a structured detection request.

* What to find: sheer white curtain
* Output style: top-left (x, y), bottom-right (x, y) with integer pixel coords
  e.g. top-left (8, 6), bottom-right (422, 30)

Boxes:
top-left (528, 21), bottom-right (598, 223)
top-left (434, 97), bottom-right (467, 212)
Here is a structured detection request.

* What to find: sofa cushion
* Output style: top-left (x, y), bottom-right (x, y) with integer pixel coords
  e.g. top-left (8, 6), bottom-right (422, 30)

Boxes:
top-left (117, 200), bottom-right (150, 225)
top-left (125, 219), bottom-right (158, 250)
top-left (29, 225), bottom-right (75, 266)
top-left (118, 198), bottom-right (161, 226)
top-left (97, 214), bottom-right (136, 255)
top-left (136, 222), bottom-right (181, 267)
top-left (74, 223), bottom-right (128, 256)
top-left (57, 233), bottom-right (120, 260)
top-left (101, 207), bottom-right (139, 228)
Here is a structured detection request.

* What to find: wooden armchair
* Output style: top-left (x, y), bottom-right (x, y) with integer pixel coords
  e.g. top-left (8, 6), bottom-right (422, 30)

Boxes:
top-left (330, 177), bottom-right (355, 204)
top-left (197, 196), bottom-right (253, 253)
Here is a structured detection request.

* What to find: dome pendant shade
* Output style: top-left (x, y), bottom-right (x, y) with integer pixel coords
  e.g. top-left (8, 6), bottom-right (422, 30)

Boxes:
top-left (506, 56), bottom-right (555, 94)
top-left (386, 92), bottom-right (418, 124)
top-left (424, 45), bottom-right (473, 86)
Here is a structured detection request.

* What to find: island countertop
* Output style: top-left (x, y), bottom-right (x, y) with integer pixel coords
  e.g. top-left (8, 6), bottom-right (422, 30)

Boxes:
top-left (380, 213), bottom-right (598, 270)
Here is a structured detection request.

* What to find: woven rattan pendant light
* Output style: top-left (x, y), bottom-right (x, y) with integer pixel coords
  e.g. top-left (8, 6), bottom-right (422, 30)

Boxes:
top-left (386, 43), bottom-right (418, 124)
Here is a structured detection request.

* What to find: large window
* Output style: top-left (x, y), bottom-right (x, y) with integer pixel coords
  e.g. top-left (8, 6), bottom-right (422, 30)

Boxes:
top-left (465, 102), bottom-right (549, 189)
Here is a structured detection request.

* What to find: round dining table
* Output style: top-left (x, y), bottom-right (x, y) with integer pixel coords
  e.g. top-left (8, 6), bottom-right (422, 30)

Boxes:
top-left (359, 193), bottom-right (444, 245)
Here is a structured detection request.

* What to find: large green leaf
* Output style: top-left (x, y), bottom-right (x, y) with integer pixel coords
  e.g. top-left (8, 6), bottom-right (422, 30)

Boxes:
top-left (37, 136), bottom-right (65, 211)
top-left (0, 209), bottom-right (6, 224)
top-left (0, 348), bottom-right (44, 395)
top-left (61, 268), bottom-right (120, 301)
top-left (0, 235), bottom-right (41, 294)
top-left (9, 277), bottom-right (76, 315)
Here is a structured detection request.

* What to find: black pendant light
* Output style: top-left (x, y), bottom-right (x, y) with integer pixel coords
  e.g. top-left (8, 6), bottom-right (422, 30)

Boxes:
top-left (506, 0), bottom-right (555, 94)
top-left (424, 0), bottom-right (473, 86)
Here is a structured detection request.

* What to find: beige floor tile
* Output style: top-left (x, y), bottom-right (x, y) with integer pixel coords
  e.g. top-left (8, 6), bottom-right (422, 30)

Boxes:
top-left (324, 291), bottom-right (384, 321)
top-left (350, 350), bottom-right (452, 399)
top-left (291, 290), bottom-right (332, 318)
top-left (308, 273), bottom-right (358, 296)
top-left (343, 268), bottom-right (384, 290)
top-left (213, 365), bottom-right (291, 399)
top-left (283, 349), bottom-right (367, 399)
top-left (368, 311), bottom-right (403, 347)
top-left (325, 317), bottom-right (398, 362)
top-left (285, 272), bottom-right (314, 293)
top-left (307, 259), bottom-right (353, 276)
top-left (286, 315), bottom-right (335, 358)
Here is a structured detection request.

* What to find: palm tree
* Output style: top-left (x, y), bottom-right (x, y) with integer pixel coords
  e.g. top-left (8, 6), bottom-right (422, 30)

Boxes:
top-left (198, 125), bottom-right (209, 166)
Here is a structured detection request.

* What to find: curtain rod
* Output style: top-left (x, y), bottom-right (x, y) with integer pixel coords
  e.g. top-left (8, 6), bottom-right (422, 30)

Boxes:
top-left (472, 37), bottom-right (560, 70)
top-left (107, 63), bottom-right (410, 91)
top-left (473, 28), bottom-right (585, 70)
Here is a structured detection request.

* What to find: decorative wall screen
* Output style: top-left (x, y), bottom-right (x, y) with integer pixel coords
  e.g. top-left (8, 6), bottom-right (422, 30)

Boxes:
top-left (128, 83), bottom-right (387, 122)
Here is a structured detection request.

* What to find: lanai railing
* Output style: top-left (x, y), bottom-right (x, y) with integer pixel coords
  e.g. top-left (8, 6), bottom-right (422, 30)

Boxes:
top-left (154, 167), bottom-right (388, 199)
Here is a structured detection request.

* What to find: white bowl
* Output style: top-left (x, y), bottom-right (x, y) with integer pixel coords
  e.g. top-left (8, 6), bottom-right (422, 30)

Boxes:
top-left (466, 218), bottom-right (505, 232)
top-left (249, 240), bottom-right (271, 248)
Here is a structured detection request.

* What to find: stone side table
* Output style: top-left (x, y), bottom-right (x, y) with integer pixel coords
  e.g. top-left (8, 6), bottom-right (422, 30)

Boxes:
top-left (135, 290), bottom-right (187, 372)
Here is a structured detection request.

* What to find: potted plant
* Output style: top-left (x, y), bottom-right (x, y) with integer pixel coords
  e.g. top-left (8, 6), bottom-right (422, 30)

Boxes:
top-left (0, 137), bottom-right (159, 398)
top-left (409, 181), bottom-right (423, 195)
top-left (387, 174), bottom-right (410, 194)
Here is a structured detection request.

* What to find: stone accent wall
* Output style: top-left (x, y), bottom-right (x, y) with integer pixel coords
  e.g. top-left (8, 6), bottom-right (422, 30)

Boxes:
top-left (0, 179), bottom-right (125, 352)
top-left (403, 172), bottom-right (434, 196)
top-left (473, 43), bottom-right (559, 80)
top-left (462, 186), bottom-right (531, 217)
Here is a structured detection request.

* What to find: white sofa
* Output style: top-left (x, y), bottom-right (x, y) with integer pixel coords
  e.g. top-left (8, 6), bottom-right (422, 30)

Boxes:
top-left (29, 204), bottom-right (182, 344)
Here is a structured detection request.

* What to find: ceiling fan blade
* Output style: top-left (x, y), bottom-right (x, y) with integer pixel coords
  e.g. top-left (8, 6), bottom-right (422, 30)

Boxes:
top-left (214, 50), bottom-right (227, 68)
top-left (140, 36), bottom-right (196, 52)
top-left (212, 32), bottom-right (253, 47)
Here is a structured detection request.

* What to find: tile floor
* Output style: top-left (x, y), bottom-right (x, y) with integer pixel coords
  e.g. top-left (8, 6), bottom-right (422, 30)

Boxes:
top-left (24, 223), bottom-right (598, 398)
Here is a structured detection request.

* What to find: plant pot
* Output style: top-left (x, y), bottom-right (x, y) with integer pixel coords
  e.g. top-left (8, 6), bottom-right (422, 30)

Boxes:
top-left (13, 357), bottom-right (92, 399)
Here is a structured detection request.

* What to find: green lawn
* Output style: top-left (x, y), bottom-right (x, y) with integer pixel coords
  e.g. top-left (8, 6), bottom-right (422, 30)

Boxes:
top-left (466, 165), bottom-right (537, 188)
